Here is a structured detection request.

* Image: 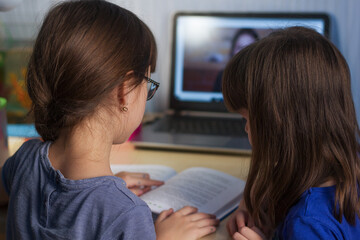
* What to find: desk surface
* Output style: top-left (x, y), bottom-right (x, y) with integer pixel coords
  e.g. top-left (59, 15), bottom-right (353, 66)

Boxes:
top-left (4, 138), bottom-right (251, 240)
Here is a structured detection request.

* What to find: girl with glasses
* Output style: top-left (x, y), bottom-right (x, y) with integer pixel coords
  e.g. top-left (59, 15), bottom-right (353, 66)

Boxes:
top-left (0, 1), bottom-right (218, 239)
top-left (223, 26), bottom-right (360, 240)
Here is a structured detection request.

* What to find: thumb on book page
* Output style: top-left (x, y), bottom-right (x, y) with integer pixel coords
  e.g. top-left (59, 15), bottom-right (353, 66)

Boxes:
top-left (156, 208), bottom-right (174, 223)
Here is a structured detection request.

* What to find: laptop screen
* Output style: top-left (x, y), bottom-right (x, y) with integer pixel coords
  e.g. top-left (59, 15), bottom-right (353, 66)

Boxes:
top-left (169, 13), bottom-right (330, 112)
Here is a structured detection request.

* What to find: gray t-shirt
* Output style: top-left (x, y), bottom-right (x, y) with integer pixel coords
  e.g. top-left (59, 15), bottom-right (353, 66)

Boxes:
top-left (1, 139), bottom-right (156, 240)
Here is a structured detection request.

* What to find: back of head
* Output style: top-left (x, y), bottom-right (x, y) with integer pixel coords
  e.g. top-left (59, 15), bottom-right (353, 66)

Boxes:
top-left (26, 0), bottom-right (157, 141)
top-left (223, 26), bottom-right (360, 233)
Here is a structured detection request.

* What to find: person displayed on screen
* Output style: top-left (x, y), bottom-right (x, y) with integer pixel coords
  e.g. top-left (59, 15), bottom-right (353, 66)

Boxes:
top-left (222, 26), bottom-right (360, 239)
top-left (213, 28), bottom-right (259, 92)
top-left (0, 1), bottom-right (219, 240)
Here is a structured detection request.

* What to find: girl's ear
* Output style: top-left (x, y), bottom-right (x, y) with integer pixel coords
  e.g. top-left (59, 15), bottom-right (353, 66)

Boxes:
top-left (115, 83), bottom-right (127, 106)
top-left (115, 70), bottom-right (135, 106)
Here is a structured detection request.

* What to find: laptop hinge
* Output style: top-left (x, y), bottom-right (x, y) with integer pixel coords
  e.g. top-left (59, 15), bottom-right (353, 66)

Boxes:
top-left (167, 110), bottom-right (243, 119)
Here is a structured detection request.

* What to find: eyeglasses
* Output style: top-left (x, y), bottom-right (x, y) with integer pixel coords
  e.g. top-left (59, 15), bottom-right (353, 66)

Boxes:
top-left (144, 76), bottom-right (160, 101)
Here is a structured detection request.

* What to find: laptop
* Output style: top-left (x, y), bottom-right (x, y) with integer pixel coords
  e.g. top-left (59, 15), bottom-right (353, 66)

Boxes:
top-left (130, 12), bottom-right (330, 154)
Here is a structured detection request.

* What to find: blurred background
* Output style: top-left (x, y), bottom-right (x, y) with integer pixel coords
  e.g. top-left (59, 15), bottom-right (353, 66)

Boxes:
top-left (0, 0), bottom-right (359, 123)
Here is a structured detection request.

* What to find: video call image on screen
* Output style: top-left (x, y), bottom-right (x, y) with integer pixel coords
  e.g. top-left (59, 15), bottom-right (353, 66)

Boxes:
top-left (173, 16), bottom-right (327, 103)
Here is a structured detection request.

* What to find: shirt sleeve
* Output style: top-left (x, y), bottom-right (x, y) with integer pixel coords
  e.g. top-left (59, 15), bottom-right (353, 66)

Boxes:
top-left (103, 204), bottom-right (156, 240)
top-left (1, 139), bottom-right (39, 195)
top-left (283, 217), bottom-right (340, 240)
top-left (1, 153), bottom-right (17, 195)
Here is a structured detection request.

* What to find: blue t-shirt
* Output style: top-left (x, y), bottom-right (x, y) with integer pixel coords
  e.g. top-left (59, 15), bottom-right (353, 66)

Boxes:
top-left (1, 139), bottom-right (156, 240)
top-left (276, 186), bottom-right (360, 240)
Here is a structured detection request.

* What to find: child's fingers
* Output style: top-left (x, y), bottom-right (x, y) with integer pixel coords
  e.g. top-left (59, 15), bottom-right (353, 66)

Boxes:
top-left (127, 172), bottom-right (150, 179)
top-left (155, 208), bottom-right (174, 223)
top-left (129, 185), bottom-right (153, 196)
top-left (238, 226), bottom-right (264, 240)
top-left (135, 178), bottom-right (164, 187)
top-left (233, 232), bottom-right (248, 240)
top-left (124, 176), bottom-right (164, 188)
top-left (190, 212), bottom-right (216, 222)
top-left (194, 218), bottom-right (220, 228)
top-left (115, 172), bottom-right (163, 187)
top-left (194, 226), bottom-right (217, 239)
top-left (129, 187), bottom-right (144, 196)
top-left (115, 172), bottom-right (150, 179)
top-left (176, 206), bottom-right (198, 216)
top-left (140, 186), bottom-right (152, 194)
top-left (227, 218), bottom-right (238, 237)
top-left (236, 211), bottom-right (247, 229)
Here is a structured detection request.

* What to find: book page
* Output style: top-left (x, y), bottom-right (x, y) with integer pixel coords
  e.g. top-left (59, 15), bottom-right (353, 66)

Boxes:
top-left (110, 164), bottom-right (177, 182)
top-left (140, 167), bottom-right (245, 219)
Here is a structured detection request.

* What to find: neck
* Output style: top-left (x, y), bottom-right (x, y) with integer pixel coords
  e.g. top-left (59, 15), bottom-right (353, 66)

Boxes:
top-left (316, 179), bottom-right (336, 187)
top-left (48, 120), bottom-right (115, 180)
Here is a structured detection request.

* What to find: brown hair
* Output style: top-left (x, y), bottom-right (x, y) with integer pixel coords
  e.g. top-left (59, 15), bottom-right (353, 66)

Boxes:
top-left (223, 27), bottom-right (360, 234)
top-left (26, 0), bottom-right (157, 141)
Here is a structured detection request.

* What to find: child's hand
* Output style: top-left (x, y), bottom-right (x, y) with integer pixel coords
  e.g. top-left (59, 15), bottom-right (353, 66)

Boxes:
top-left (232, 226), bottom-right (266, 240)
top-left (227, 199), bottom-right (267, 240)
top-left (115, 171), bottom-right (164, 196)
top-left (227, 199), bottom-right (254, 236)
top-left (155, 206), bottom-right (219, 240)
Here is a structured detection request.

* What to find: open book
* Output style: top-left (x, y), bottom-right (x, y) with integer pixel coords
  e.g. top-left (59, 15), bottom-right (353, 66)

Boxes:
top-left (111, 164), bottom-right (245, 220)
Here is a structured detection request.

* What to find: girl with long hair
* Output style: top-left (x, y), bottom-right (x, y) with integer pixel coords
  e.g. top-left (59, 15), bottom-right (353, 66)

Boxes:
top-left (223, 26), bottom-right (360, 239)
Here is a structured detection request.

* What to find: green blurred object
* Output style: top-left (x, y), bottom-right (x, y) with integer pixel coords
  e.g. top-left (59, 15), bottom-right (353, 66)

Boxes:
top-left (0, 97), bottom-right (6, 109)
top-left (0, 95), bottom-right (8, 166)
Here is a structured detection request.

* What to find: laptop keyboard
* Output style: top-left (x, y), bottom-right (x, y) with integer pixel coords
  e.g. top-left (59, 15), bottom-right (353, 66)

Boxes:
top-left (155, 116), bottom-right (247, 136)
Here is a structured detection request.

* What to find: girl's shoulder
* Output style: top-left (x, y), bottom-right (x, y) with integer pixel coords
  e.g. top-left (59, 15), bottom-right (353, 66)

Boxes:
top-left (285, 186), bottom-right (336, 223)
top-left (2, 139), bottom-right (48, 187)
top-left (10, 138), bottom-right (48, 167)
top-left (17, 138), bottom-right (45, 156)
top-left (278, 186), bottom-right (360, 240)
